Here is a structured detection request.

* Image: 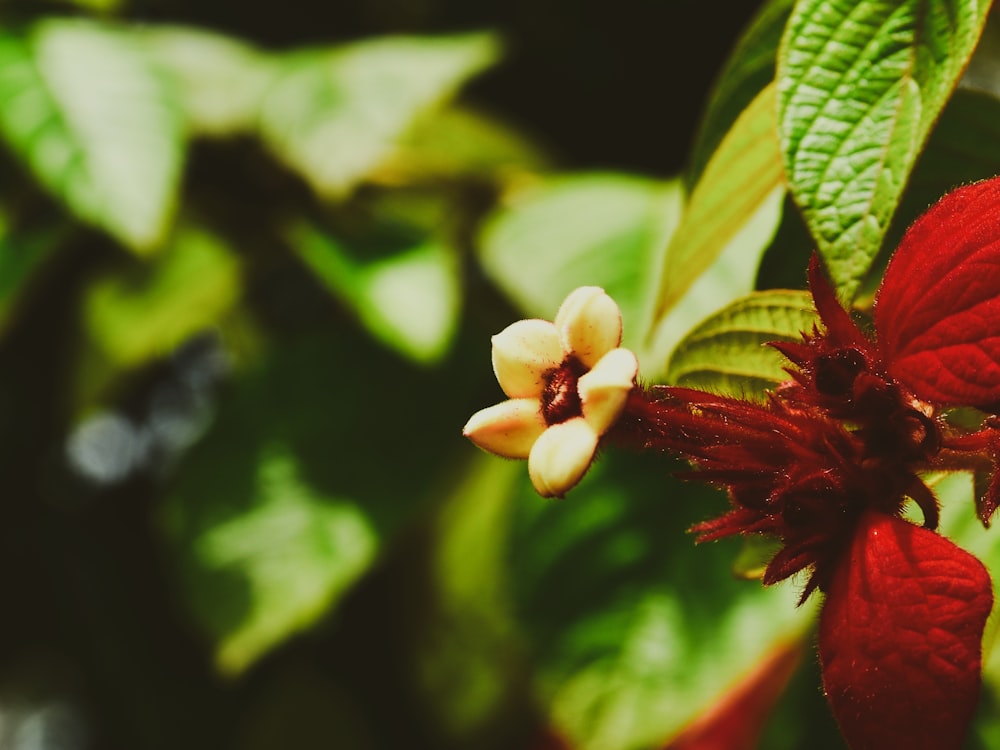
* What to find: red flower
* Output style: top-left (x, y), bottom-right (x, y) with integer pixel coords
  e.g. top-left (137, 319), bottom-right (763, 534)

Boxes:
top-left (633, 178), bottom-right (1000, 749)
top-left (465, 177), bottom-right (1000, 749)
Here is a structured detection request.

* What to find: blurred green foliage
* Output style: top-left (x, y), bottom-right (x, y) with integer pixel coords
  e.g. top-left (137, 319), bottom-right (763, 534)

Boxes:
top-left (3, 1), bottom-right (1000, 749)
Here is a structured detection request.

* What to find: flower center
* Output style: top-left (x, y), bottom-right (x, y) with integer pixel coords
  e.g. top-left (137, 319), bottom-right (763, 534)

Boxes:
top-left (541, 356), bottom-right (588, 426)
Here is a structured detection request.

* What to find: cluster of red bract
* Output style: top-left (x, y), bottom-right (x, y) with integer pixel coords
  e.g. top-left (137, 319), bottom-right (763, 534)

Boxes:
top-left (621, 177), bottom-right (1000, 749)
top-left (466, 177), bottom-right (1000, 749)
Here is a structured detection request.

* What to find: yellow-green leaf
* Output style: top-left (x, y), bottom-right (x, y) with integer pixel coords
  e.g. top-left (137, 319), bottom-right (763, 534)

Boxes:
top-left (651, 83), bottom-right (785, 332)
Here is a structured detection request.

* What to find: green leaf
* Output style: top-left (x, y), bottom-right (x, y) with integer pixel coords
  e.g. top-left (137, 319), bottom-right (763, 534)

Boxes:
top-left (138, 25), bottom-right (275, 136)
top-left (511, 453), bottom-right (814, 750)
top-left (161, 329), bottom-right (481, 673)
top-left (665, 290), bottom-right (817, 397)
top-left (287, 218), bottom-right (460, 364)
top-left (777, 0), bottom-right (990, 298)
top-left (187, 446), bottom-right (377, 674)
top-left (732, 535), bottom-right (784, 580)
top-left (853, 88), bottom-right (1000, 298)
top-left (0, 20), bottom-right (185, 252)
top-left (258, 33), bottom-right (500, 197)
top-left (0, 210), bottom-right (65, 337)
top-left (687, 0), bottom-right (794, 186)
top-left (650, 84), bottom-right (785, 345)
top-left (84, 223), bottom-right (241, 367)
top-left (414, 454), bottom-right (528, 742)
top-left (389, 105), bottom-right (549, 181)
top-left (478, 173), bottom-right (683, 353)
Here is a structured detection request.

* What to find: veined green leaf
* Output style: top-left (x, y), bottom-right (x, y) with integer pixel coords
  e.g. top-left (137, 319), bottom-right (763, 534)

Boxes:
top-left (258, 33), bottom-right (500, 197)
top-left (777, 0), bottom-right (990, 298)
top-left (665, 290), bottom-right (817, 397)
top-left (852, 88), bottom-right (1000, 298)
top-left (478, 173), bottom-right (683, 353)
top-left (650, 84), bottom-right (785, 343)
top-left (0, 20), bottom-right (185, 252)
top-left (687, 0), bottom-right (794, 186)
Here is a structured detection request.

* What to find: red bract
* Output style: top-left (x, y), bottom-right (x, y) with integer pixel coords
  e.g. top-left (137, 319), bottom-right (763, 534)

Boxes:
top-left (611, 177), bottom-right (1000, 749)
top-left (876, 178), bottom-right (1000, 409)
top-left (466, 177), bottom-right (1000, 749)
top-left (819, 512), bottom-right (992, 750)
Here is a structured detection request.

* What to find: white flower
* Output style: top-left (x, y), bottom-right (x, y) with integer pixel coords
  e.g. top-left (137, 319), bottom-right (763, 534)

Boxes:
top-left (463, 287), bottom-right (638, 497)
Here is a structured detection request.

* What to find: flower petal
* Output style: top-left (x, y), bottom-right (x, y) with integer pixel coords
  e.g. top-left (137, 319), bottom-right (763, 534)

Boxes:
top-left (492, 319), bottom-right (563, 398)
top-left (527, 417), bottom-right (598, 497)
top-left (463, 399), bottom-right (546, 458)
top-left (578, 347), bottom-right (637, 435)
top-left (554, 286), bottom-right (622, 368)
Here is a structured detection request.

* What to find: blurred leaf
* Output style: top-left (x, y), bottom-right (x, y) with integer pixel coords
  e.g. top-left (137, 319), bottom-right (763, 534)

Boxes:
top-left (0, 19), bottom-right (185, 253)
top-left (386, 105), bottom-right (549, 182)
top-left (84, 224), bottom-right (241, 368)
top-left (925, 470), bottom-right (1000, 750)
top-left (287, 218), bottom-right (460, 364)
top-left (414, 454), bottom-right (532, 744)
top-left (665, 290), bottom-right (816, 397)
top-left (777, 0), bottom-right (990, 298)
top-left (960, 9), bottom-right (1000, 98)
top-left (511, 453), bottom-right (815, 750)
top-left (259, 33), bottom-right (500, 197)
top-left (0, 211), bottom-right (65, 337)
top-left (139, 25), bottom-right (275, 136)
top-left (731, 535), bottom-right (783, 581)
top-left (905, 89), bottom-right (1000, 209)
top-left (63, 0), bottom-right (124, 11)
top-left (651, 84), bottom-right (784, 332)
top-left (687, 0), bottom-right (793, 186)
top-left (161, 327), bottom-right (480, 673)
top-left (665, 639), bottom-right (804, 750)
top-left (193, 446), bottom-right (377, 674)
top-left (479, 173), bottom-right (683, 352)
top-left (931, 473), bottom-right (1000, 685)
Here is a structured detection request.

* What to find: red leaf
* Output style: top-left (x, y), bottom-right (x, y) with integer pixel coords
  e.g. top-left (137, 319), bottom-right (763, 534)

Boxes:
top-left (663, 639), bottom-right (802, 750)
top-left (875, 176), bottom-right (1000, 407)
top-left (818, 512), bottom-right (992, 750)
